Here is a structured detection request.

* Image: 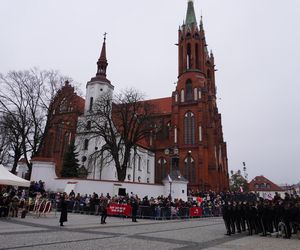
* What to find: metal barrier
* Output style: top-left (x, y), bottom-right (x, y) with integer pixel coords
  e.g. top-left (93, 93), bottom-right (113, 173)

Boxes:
top-left (137, 206), bottom-right (191, 220)
top-left (52, 201), bottom-right (218, 220)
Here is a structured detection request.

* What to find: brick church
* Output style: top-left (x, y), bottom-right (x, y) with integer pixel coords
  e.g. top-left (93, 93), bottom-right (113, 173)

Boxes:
top-left (37, 0), bottom-right (229, 192)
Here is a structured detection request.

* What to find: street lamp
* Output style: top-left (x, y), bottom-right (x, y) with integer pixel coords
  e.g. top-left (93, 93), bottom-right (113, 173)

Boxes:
top-left (93, 147), bottom-right (98, 179)
top-left (168, 174), bottom-right (173, 201)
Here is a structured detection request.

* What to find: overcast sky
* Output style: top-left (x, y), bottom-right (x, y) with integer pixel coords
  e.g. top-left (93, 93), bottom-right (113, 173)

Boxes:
top-left (1, 0), bottom-right (300, 185)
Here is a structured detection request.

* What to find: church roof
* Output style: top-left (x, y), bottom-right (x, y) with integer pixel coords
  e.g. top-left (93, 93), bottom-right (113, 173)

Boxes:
top-left (185, 0), bottom-right (197, 26)
top-left (145, 97), bottom-right (172, 114)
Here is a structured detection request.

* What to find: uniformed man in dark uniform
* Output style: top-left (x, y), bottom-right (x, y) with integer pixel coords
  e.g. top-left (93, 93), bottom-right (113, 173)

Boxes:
top-left (222, 201), bottom-right (232, 235)
top-left (131, 197), bottom-right (139, 222)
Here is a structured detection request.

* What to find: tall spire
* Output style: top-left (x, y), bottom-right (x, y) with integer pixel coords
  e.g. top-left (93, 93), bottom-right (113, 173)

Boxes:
top-left (96, 33), bottom-right (108, 78)
top-left (200, 15), bottom-right (204, 31)
top-left (186, 0), bottom-right (197, 26)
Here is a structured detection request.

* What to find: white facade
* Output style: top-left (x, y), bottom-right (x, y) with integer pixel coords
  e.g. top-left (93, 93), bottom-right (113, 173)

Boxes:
top-left (75, 132), bottom-right (155, 184)
top-left (30, 160), bottom-right (187, 200)
top-left (84, 79), bottom-right (114, 115)
top-left (17, 162), bottom-right (28, 179)
top-left (163, 179), bottom-right (188, 202)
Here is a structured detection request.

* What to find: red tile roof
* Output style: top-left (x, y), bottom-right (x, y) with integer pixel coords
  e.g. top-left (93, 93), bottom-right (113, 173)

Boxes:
top-left (145, 97), bottom-right (172, 114)
top-left (249, 175), bottom-right (283, 192)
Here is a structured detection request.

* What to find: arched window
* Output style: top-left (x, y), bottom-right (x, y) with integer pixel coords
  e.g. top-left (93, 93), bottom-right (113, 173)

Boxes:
top-left (187, 43), bottom-right (192, 69)
top-left (184, 112), bottom-right (195, 145)
top-left (195, 43), bottom-right (199, 68)
top-left (184, 155), bottom-right (195, 183)
top-left (89, 97), bottom-right (94, 111)
top-left (59, 98), bottom-right (68, 113)
top-left (180, 89), bottom-right (185, 102)
top-left (186, 79), bottom-right (193, 101)
top-left (138, 156), bottom-right (141, 171)
top-left (174, 126), bottom-right (178, 144)
top-left (147, 159), bottom-right (150, 173)
top-left (194, 88), bottom-right (198, 101)
top-left (180, 46), bottom-right (183, 73)
top-left (127, 152), bottom-right (132, 168)
top-left (83, 139), bottom-right (89, 150)
top-left (198, 125), bottom-right (202, 142)
top-left (62, 132), bottom-right (70, 157)
top-left (156, 158), bottom-right (167, 183)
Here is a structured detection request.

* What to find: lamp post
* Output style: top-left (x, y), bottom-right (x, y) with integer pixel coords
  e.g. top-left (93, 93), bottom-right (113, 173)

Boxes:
top-left (169, 181), bottom-right (172, 200)
top-left (168, 174), bottom-right (173, 201)
top-left (93, 147), bottom-right (98, 179)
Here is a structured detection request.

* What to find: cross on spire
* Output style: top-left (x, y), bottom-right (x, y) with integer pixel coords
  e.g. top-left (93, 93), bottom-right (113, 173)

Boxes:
top-left (103, 32), bottom-right (107, 41)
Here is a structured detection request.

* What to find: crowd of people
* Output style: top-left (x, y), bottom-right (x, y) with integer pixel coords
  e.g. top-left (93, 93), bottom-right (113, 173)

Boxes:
top-left (1, 183), bottom-right (300, 239)
top-left (0, 186), bottom-right (28, 218)
top-left (55, 190), bottom-right (226, 219)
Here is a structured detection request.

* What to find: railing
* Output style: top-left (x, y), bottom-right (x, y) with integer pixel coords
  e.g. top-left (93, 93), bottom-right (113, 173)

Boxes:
top-left (1, 199), bottom-right (223, 220)
top-left (27, 198), bottom-right (224, 220)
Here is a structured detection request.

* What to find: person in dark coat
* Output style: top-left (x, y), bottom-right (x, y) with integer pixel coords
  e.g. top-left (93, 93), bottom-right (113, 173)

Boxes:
top-left (59, 193), bottom-right (68, 226)
top-left (131, 197), bottom-right (139, 222)
top-left (100, 197), bottom-right (109, 224)
top-left (0, 194), bottom-right (9, 217)
top-left (222, 201), bottom-right (232, 235)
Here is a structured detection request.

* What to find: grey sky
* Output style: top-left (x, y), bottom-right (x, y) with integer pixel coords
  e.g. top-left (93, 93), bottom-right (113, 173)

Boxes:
top-left (1, 0), bottom-right (300, 184)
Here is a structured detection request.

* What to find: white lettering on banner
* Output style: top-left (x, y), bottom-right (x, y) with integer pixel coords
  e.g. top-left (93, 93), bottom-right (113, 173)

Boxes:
top-left (110, 206), bottom-right (126, 213)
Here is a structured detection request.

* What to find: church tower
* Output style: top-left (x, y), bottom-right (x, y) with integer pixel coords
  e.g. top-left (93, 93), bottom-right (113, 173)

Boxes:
top-left (75, 36), bottom-right (116, 180)
top-left (85, 35), bottom-right (114, 114)
top-left (169, 0), bottom-right (228, 191)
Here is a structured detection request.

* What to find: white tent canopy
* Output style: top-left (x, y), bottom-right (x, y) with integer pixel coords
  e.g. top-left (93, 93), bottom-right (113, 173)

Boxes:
top-left (0, 164), bottom-right (30, 187)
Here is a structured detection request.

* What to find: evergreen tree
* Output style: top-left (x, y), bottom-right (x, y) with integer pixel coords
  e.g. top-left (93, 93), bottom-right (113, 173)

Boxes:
top-left (60, 140), bottom-right (79, 178)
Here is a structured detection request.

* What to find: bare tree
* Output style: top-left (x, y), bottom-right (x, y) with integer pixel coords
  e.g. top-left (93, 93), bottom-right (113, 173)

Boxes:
top-left (0, 113), bottom-right (24, 169)
top-left (0, 68), bottom-right (75, 175)
top-left (81, 88), bottom-right (157, 181)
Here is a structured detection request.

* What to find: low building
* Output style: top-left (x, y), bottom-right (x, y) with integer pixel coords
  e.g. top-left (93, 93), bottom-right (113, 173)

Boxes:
top-left (249, 175), bottom-right (285, 199)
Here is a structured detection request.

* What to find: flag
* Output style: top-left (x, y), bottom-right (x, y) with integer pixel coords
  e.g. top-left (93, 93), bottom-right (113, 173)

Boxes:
top-left (267, 193), bottom-right (273, 200)
top-left (168, 174), bottom-right (172, 183)
top-left (196, 197), bottom-right (203, 203)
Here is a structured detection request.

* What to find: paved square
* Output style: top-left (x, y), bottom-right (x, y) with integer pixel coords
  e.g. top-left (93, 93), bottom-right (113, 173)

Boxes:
top-left (0, 213), bottom-right (299, 249)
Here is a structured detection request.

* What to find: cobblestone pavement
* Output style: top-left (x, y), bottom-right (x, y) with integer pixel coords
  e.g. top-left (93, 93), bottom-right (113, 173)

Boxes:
top-left (0, 213), bottom-right (299, 250)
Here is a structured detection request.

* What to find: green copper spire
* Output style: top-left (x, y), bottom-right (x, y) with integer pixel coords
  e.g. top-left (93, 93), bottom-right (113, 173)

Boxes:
top-left (186, 0), bottom-right (197, 26)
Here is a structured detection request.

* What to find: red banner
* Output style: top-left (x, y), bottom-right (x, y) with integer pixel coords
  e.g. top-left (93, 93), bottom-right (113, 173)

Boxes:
top-left (107, 203), bottom-right (132, 217)
top-left (189, 207), bottom-right (202, 217)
